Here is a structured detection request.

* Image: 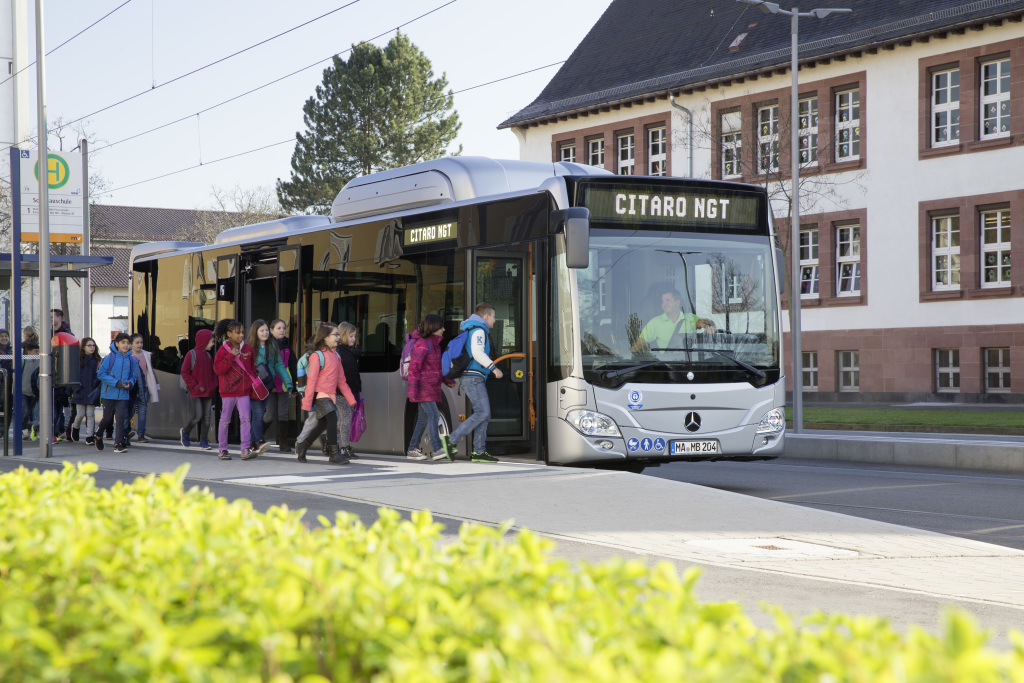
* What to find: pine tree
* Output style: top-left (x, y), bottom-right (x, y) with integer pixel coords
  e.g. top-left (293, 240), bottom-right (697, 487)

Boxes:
top-left (277, 33), bottom-right (462, 215)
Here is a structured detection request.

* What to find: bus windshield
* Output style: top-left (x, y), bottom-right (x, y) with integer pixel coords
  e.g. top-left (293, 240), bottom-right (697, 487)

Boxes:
top-left (577, 231), bottom-right (780, 388)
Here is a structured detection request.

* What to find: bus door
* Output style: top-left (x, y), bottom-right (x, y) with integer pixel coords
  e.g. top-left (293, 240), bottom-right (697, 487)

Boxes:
top-left (241, 248), bottom-right (281, 328)
top-left (277, 246), bottom-right (302, 345)
top-left (469, 247), bottom-right (538, 457)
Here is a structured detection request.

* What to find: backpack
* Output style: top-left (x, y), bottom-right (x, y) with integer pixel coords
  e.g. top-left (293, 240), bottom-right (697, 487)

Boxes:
top-left (296, 352), bottom-right (311, 395)
top-left (441, 326), bottom-right (483, 380)
top-left (399, 334), bottom-right (418, 381)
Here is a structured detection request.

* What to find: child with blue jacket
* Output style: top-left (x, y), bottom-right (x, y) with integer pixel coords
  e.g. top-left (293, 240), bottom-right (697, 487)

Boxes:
top-left (94, 333), bottom-right (139, 453)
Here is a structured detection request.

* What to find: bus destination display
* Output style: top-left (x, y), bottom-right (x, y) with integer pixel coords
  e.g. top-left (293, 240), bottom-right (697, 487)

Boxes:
top-left (581, 183), bottom-right (764, 233)
top-left (403, 221), bottom-right (458, 246)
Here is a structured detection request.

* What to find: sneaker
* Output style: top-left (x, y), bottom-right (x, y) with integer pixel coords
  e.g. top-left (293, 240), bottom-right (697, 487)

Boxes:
top-left (180, 428), bottom-right (190, 448)
top-left (431, 450), bottom-right (448, 461)
top-left (85, 436), bottom-right (96, 446)
top-left (94, 437), bottom-right (104, 451)
top-left (52, 436), bottom-right (59, 444)
top-left (113, 443), bottom-right (128, 454)
top-left (471, 451), bottom-right (499, 463)
top-left (30, 428), bottom-right (38, 441)
top-left (22, 428), bottom-right (29, 439)
top-left (71, 427), bottom-right (80, 442)
top-left (200, 440), bottom-right (212, 451)
top-left (218, 450), bottom-right (231, 460)
top-left (440, 435), bottom-right (457, 462)
top-left (240, 448), bottom-right (258, 461)
top-left (136, 434), bottom-right (149, 444)
top-left (407, 448), bottom-right (428, 461)
top-left (127, 430), bottom-right (137, 441)
top-left (254, 440), bottom-right (270, 455)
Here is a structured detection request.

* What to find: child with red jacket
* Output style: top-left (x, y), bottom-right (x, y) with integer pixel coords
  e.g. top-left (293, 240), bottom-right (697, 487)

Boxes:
top-left (295, 322), bottom-right (357, 465)
top-left (406, 314), bottom-right (455, 460)
top-left (180, 328), bottom-right (217, 450)
top-left (212, 320), bottom-right (258, 461)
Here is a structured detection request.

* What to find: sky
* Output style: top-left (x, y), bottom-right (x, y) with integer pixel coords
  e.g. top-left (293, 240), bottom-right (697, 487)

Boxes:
top-left (13, 0), bottom-right (614, 210)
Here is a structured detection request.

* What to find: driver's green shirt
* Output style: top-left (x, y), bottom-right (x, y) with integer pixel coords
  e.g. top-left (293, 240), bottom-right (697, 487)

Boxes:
top-left (639, 312), bottom-right (698, 349)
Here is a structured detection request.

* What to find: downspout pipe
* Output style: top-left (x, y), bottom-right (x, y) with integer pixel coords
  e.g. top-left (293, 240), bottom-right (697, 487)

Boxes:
top-left (669, 94), bottom-right (694, 178)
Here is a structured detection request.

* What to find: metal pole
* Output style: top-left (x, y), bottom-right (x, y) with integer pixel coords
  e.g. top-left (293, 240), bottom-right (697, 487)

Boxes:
top-left (790, 8), bottom-right (803, 433)
top-left (35, 0), bottom-right (52, 457)
top-left (81, 138), bottom-right (90, 338)
top-left (10, 147), bottom-right (23, 456)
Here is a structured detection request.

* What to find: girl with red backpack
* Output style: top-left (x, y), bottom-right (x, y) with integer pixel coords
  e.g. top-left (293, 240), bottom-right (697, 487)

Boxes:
top-left (405, 314), bottom-right (455, 460)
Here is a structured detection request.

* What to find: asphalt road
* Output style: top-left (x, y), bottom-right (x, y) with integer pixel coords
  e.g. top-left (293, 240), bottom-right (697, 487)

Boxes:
top-left (647, 457), bottom-right (1024, 551)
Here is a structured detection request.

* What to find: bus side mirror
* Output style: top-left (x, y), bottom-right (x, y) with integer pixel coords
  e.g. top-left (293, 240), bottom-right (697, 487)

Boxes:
top-left (776, 247), bottom-right (785, 294)
top-left (550, 208), bottom-right (590, 269)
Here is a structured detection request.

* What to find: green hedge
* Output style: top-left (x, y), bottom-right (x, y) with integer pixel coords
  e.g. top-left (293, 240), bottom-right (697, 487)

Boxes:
top-left (1, 462), bottom-right (1021, 682)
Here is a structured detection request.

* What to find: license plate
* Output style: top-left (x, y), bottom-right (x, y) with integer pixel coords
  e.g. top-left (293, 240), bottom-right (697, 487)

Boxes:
top-left (671, 440), bottom-right (719, 455)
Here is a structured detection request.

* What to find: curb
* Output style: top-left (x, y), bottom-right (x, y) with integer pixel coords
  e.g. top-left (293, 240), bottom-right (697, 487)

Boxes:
top-left (784, 432), bottom-right (1024, 474)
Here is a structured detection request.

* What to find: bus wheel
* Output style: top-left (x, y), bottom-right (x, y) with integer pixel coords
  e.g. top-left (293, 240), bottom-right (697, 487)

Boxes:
top-left (404, 401), bottom-right (452, 459)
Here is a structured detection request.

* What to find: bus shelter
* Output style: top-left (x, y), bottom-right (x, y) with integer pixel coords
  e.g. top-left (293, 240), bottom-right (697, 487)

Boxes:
top-left (0, 252), bottom-right (113, 456)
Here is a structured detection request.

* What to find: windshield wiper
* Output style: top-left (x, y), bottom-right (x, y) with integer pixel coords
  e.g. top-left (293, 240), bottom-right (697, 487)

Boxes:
top-left (650, 347), bottom-right (766, 379)
top-left (602, 360), bottom-right (665, 380)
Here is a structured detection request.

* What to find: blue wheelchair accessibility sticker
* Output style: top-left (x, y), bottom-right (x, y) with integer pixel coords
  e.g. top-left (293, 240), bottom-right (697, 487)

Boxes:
top-left (627, 438), bottom-right (640, 452)
top-left (653, 438), bottom-right (666, 452)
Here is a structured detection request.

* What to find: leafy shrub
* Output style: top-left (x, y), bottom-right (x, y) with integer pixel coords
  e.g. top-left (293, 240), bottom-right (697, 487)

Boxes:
top-left (0, 462), bottom-right (1022, 681)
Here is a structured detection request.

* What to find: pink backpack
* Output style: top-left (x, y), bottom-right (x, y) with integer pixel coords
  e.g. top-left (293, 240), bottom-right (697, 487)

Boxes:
top-left (399, 334), bottom-right (418, 381)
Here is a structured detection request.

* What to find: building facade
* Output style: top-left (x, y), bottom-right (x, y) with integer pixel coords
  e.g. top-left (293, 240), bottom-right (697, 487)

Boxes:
top-left (501, 0), bottom-right (1024, 403)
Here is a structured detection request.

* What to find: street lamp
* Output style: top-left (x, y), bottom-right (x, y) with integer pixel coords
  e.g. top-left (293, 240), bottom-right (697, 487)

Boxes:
top-left (737, 0), bottom-right (851, 433)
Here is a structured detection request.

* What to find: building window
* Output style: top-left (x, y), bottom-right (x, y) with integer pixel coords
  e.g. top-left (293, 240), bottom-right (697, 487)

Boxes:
top-left (838, 350), bottom-right (859, 392)
top-left (112, 295), bottom-right (129, 316)
top-left (799, 227), bottom-right (819, 298)
top-left (757, 105), bottom-right (780, 173)
top-left (931, 69), bottom-right (960, 147)
top-left (980, 58), bottom-right (1010, 139)
top-left (802, 351), bottom-right (818, 391)
top-left (931, 215), bottom-right (960, 290)
top-left (836, 224), bottom-right (861, 296)
top-left (935, 349), bottom-right (960, 393)
top-left (721, 112), bottom-right (742, 178)
top-left (984, 348), bottom-right (1011, 393)
top-left (617, 134), bottom-right (634, 175)
top-left (560, 144), bottom-right (576, 163)
top-left (980, 208), bottom-right (1011, 288)
top-left (588, 138), bottom-right (604, 167)
top-left (798, 97), bottom-right (818, 165)
top-left (648, 127), bottom-right (667, 176)
top-left (835, 89), bottom-right (860, 161)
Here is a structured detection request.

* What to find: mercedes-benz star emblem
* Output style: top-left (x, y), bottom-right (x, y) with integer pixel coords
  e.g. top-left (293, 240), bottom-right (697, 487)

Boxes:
top-left (684, 412), bottom-right (701, 432)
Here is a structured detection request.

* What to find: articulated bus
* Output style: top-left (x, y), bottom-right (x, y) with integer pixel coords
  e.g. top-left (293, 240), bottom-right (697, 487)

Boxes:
top-left (131, 157), bottom-right (785, 472)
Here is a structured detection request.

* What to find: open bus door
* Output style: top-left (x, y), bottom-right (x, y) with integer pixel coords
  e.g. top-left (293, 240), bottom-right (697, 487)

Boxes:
top-left (466, 246), bottom-right (541, 458)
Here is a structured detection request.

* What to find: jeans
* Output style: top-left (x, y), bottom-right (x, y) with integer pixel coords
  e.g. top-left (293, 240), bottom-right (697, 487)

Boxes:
top-left (128, 398), bottom-right (148, 436)
top-left (250, 396), bottom-right (269, 444)
top-left (408, 401), bottom-right (442, 453)
top-left (72, 403), bottom-right (96, 438)
top-left (21, 395), bottom-right (39, 431)
top-left (96, 399), bottom-right (129, 445)
top-left (183, 396), bottom-right (213, 443)
top-left (295, 409), bottom-right (318, 446)
top-left (219, 395), bottom-right (251, 451)
top-left (448, 375), bottom-right (490, 453)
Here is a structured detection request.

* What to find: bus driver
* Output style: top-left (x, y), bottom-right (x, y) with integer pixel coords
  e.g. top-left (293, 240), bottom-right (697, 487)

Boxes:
top-left (631, 287), bottom-right (716, 353)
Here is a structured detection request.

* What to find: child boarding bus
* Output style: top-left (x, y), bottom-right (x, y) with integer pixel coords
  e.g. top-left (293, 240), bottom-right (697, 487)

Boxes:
top-left (130, 157), bottom-right (785, 472)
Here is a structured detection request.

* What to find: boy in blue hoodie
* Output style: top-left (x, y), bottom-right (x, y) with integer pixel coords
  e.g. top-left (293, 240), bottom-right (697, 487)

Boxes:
top-left (441, 303), bottom-right (503, 463)
top-left (94, 333), bottom-right (139, 453)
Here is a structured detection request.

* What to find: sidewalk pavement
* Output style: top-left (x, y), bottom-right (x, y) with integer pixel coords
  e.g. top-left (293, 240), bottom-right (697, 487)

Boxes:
top-left (9, 436), bottom-right (1024, 612)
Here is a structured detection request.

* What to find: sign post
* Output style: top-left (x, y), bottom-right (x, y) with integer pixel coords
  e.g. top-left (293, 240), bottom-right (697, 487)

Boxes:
top-left (34, 0), bottom-right (53, 457)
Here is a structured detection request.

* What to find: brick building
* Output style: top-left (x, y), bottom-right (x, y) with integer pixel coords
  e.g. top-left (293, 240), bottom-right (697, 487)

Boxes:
top-left (501, 0), bottom-right (1024, 403)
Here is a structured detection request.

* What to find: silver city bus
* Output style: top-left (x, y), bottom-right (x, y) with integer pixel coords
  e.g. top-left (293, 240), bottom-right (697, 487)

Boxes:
top-left (131, 157), bottom-right (785, 472)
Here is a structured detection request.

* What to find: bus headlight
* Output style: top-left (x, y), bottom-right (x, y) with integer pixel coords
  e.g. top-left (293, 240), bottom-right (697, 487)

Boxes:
top-left (756, 408), bottom-right (785, 434)
top-left (566, 410), bottom-right (621, 438)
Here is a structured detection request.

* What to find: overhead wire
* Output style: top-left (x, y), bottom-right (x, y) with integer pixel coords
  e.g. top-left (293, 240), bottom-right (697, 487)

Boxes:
top-left (103, 57), bottom-right (565, 195)
top-left (0, 0), bottom-right (135, 90)
top-left (58, 0), bottom-right (366, 130)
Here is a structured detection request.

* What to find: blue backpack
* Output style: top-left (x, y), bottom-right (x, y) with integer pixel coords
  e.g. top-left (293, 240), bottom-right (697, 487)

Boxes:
top-left (441, 323), bottom-right (486, 379)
